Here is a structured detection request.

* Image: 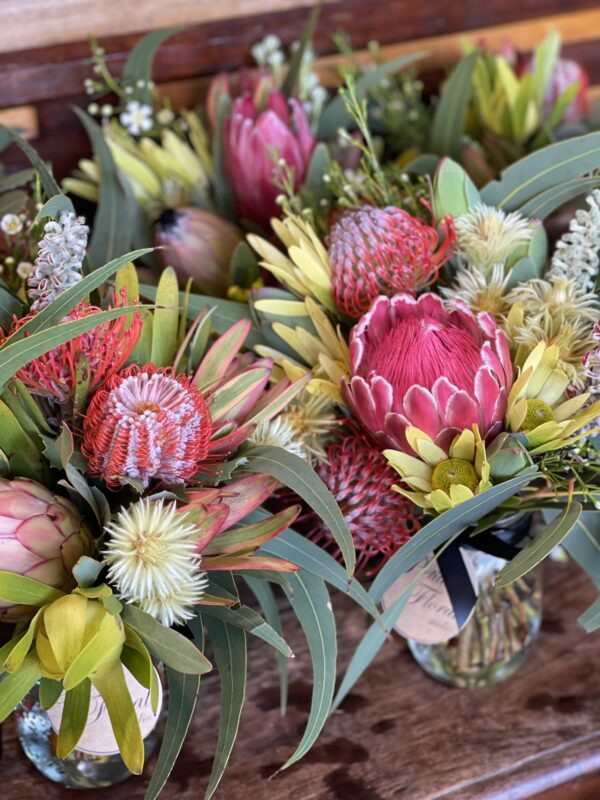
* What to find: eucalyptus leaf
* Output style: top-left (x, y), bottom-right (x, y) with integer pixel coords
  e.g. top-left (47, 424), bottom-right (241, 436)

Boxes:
top-left (279, 570), bottom-right (336, 769)
top-left (200, 603), bottom-right (292, 657)
top-left (578, 595), bottom-right (600, 632)
top-left (281, 2), bottom-right (321, 97)
top-left (74, 109), bottom-right (131, 268)
top-left (0, 190), bottom-right (27, 216)
top-left (122, 604), bottom-right (212, 675)
top-left (496, 502), bottom-right (582, 587)
top-left (562, 511), bottom-right (600, 588)
top-left (1, 126), bottom-right (61, 197)
top-left (35, 194), bottom-right (75, 222)
top-left (243, 446), bottom-right (356, 578)
top-left (430, 50), bottom-right (479, 159)
top-left (369, 469), bottom-right (539, 602)
top-left (122, 28), bottom-right (182, 103)
top-left (481, 131), bottom-right (600, 210)
top-left (0, 286), bottom-right (24, 330)
top-left (518, 176), bottom-right (600, 219)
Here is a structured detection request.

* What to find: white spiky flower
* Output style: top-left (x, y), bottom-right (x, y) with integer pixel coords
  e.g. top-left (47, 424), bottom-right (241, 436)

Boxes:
top-left (249, 415), bottom-right (308, 460)
top-left (455, 203), bottom-right (533, 273)
top-left (549, 189), bottom-right (600, 292)
top-left (103, 498), bottom-right (207, 627)
top-left (441, 262), bottom-right (512, 317)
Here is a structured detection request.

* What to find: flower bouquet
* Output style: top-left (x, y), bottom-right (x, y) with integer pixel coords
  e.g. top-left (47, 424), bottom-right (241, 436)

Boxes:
top-left (0, 12), bottom-right (600, 797)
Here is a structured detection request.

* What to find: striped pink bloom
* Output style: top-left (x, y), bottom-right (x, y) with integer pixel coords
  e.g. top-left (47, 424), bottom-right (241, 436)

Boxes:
top-left (344, 293), bottom-right (513, 454)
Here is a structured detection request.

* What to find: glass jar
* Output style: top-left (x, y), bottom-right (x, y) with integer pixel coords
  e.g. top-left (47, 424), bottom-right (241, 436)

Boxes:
top-left (407, 549), bottom-right (543, 688)
top-left (14, 666), bottom-right (166, 789)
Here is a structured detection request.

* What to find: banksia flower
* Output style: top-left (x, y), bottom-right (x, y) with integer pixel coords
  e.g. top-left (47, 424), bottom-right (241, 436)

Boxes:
top-left (549, 188), bottom-right (600, 293)
top-left (328, 206), bottom-right (455, 319)
top-left (82, 365), bottom-right (212, 488)
top-left (6, 297), bottom-right (142, 406)
top-left (103, 498), bottom-right (208, 627)
top-left (306, 434), bottom-right (421, 574)
top-left (344, 293), bottom-right (513, 454)
top-left (224, 88), bottom-right (316, 229)
top-left (0, 478), bottom-right (92, 620)
top-left (155, 207), bottom-right (242, 296)
top-left (28, 211), bottom-right (89, 310)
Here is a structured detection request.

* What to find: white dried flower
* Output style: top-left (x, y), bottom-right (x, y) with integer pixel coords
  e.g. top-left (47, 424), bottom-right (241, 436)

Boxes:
top-left (119, 100), bottom-right (154, 136)
top-left (156, 107), bottom-right (175, 126)
top-left (549, 189), bottom-right (600, 292)
top-left (103, 498), bottom-right (207, 627)
top-left (16, 261), bottom-right (34, 280)
top-left (442, 262), bottom-right (512, 317)
top-left (249, 416), bottom-right (308, 460)
top-left (1, 213), bottom-right (23, 236)
top-left (455, 203), bottom-right (533, 273)
top-left (27, 211), bottom-right (89, 310)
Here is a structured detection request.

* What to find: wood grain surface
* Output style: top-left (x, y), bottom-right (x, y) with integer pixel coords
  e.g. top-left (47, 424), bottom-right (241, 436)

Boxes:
top-left (2, 558), bottom-right (600, 799)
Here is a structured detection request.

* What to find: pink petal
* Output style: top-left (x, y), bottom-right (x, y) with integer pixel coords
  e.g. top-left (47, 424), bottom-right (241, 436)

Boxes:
top-left (474, 367), bottom-right (501, 430)
top-left (432, 377), bottom-right (457, 419)
top-left (16, 515), bottom-right (63, 560)
top-left (402, 385), bottom-right (441, 439)
top-left (444, 390), bottom-right (479, 430)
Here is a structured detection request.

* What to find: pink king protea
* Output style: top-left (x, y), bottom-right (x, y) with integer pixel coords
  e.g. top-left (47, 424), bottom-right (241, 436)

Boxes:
top-left (344, 293), bottom-right (513, 454)
top-left (83, 365), bottom-right (212, 488)
top-left (329, 206), bottom-right (456, 319)
top-left (224, 88), bottom-right (316, 229)
top-left (306, 433), bottom-right (421, 575)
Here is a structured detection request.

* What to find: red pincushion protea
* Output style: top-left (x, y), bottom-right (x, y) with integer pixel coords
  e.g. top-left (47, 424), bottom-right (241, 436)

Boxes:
top-left (5, 298), bottom-right (142, 405)
top-left (344, 293), bottom-right (513, 454)
top-left (82, 365), bottom-right (212, 488)
top-left (328, 206), bottom-right (455, 319)
top-left (306, 434), bottom-right (421, 575)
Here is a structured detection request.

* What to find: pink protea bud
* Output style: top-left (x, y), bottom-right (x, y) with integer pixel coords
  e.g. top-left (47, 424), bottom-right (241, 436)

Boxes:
top-left (0, 478), bottom-right (93, 620)
top-left (328, 206), bottom-right (456, 319)
top-left (306, 434), bottom-right (421, 575)
top-left (82, 364), bottom-right (213, 489)
top-left (344, 293), bottom-right (513, 454)
top-left (4, 295), bottom-right (142, 406)
top-left (521, 55), bottom-right (589, 124)
top-left (155, 208), bottom-right (242, 296)
top-left (224, 90), bottom-right (316, 229)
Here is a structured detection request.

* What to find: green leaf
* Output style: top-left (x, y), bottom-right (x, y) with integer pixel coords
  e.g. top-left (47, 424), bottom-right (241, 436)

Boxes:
top-left (150, 267), bottom-right (180, 367)
top-left (57, 679), bottom-right (91, 757)
top-left (562, 511), bottom-right (600, 588)
top-left (72, 556), bottom-right (104, 589)
top-left (0, 168), bottom-right (35, 192)
top-left (281, 2), bottom-right (321, 97)
top-left (93, 661), bottom-right (144, 774)
top-left (243, 446), bottom-right (356, 578)
top-left (0, 286), bottom-right (24, 330)
top-left (144, 624), bottom-right (204, 800)
top-left (496, 502), bottom-right (582, 587)
top-left (122, 28), bottom-right (182, 103)
top-left (259, 522), bottom-right (379, 618)
top-left (518, 176), bottom-right (600, 219)
top-left (369, 469), bottom-right (539, 602)
top-left (578, 595), bottom-right (600, 632)
top-left (0, 190), bottom-right (27, 216)
top-left (243, 576), bottom-right (288, 714)
top-left (0, 652), bottom-right (41, 722)
top-left (279, 570), bottom-right (336, 768)
top-left (481, 131), bottom-right (600, 210)
top-left (121, 604), bottom-right (212, 675)
top-left (39, 677), bottom-right (63, 709)
top-left (0, 571), bottom-right (64, 606)
top-left (304, 143), bottom-right (332, 208)
top-left (74, 109), bottom-right (131, 268)
top-left (2, 248), bottom-right (151, 345)
top-left (430, 50), bottom-right (480, 159)
top-left (0, 306), bottom-right (142, 393)
top-left (4, 608), bottom-right (42, 672)
top-left (317, 53), bottom-right (425, 139)
top-left (0, 127), bottom-right (61, 197)
top-left (200, 603), bottom-right (292, 657)
top-left (203, 579), bottom-right (247, 800)
top-left (35, 193), bottom-right (75, 222)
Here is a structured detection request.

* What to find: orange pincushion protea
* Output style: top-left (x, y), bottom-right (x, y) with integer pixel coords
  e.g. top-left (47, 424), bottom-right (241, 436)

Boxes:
top-left (82, 365), bottom-right (212, 489)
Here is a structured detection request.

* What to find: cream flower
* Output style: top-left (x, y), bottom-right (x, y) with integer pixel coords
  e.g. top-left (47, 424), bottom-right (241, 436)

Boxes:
top-left (1, 213), bottom-right (22, 236)
top-left (455, 203), bottom-right (533, 273)
top-left (103, 498), bottom-right (207, 627)
top-left (119, 101), bottom-right (154, 136)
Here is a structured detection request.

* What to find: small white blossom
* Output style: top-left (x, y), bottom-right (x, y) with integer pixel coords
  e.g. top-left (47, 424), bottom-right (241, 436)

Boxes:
top-left (1, 213), bottom-right (23, 236)
top-left (156, 107), bottom-right (175, 126)
top-left (549, 189), bottom-right (600, 292)
top-left (16, 261), bottom-right (34, 280)
top-left (119, 100), bottom-right (154, 135)
top-left (27, 211), bottom-right (89, 310)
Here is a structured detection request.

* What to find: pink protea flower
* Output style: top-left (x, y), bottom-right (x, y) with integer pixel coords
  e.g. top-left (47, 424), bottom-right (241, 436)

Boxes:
top-left (344, 293), bottom-right (513, 454)
top-left (224, 87), bottom-right (316, 229)
top-left (82, 365), bottom-right (212, 489)
top-left (328, 206), bottom-right (456, 319)
top-left (521, 55), bottom-right (589, 124)
top-left (0, 478), bottom-right (92, 620)
top-left (306, 433), bottom-right (421, 575)
top-left (4, 296), bottom-right (142, 406)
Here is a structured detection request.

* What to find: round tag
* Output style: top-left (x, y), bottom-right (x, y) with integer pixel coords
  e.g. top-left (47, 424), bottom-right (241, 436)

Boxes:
top-left (47, 666), bottom-right (163, 756)
top-left (382, 548), bottom-right (480, 645)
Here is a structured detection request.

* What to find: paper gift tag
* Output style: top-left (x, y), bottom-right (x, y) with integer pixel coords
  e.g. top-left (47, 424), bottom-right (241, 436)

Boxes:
top-left (381, 548), bottom-right (480, 645)
top-left (47, 666), bottom-right (163, 756)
